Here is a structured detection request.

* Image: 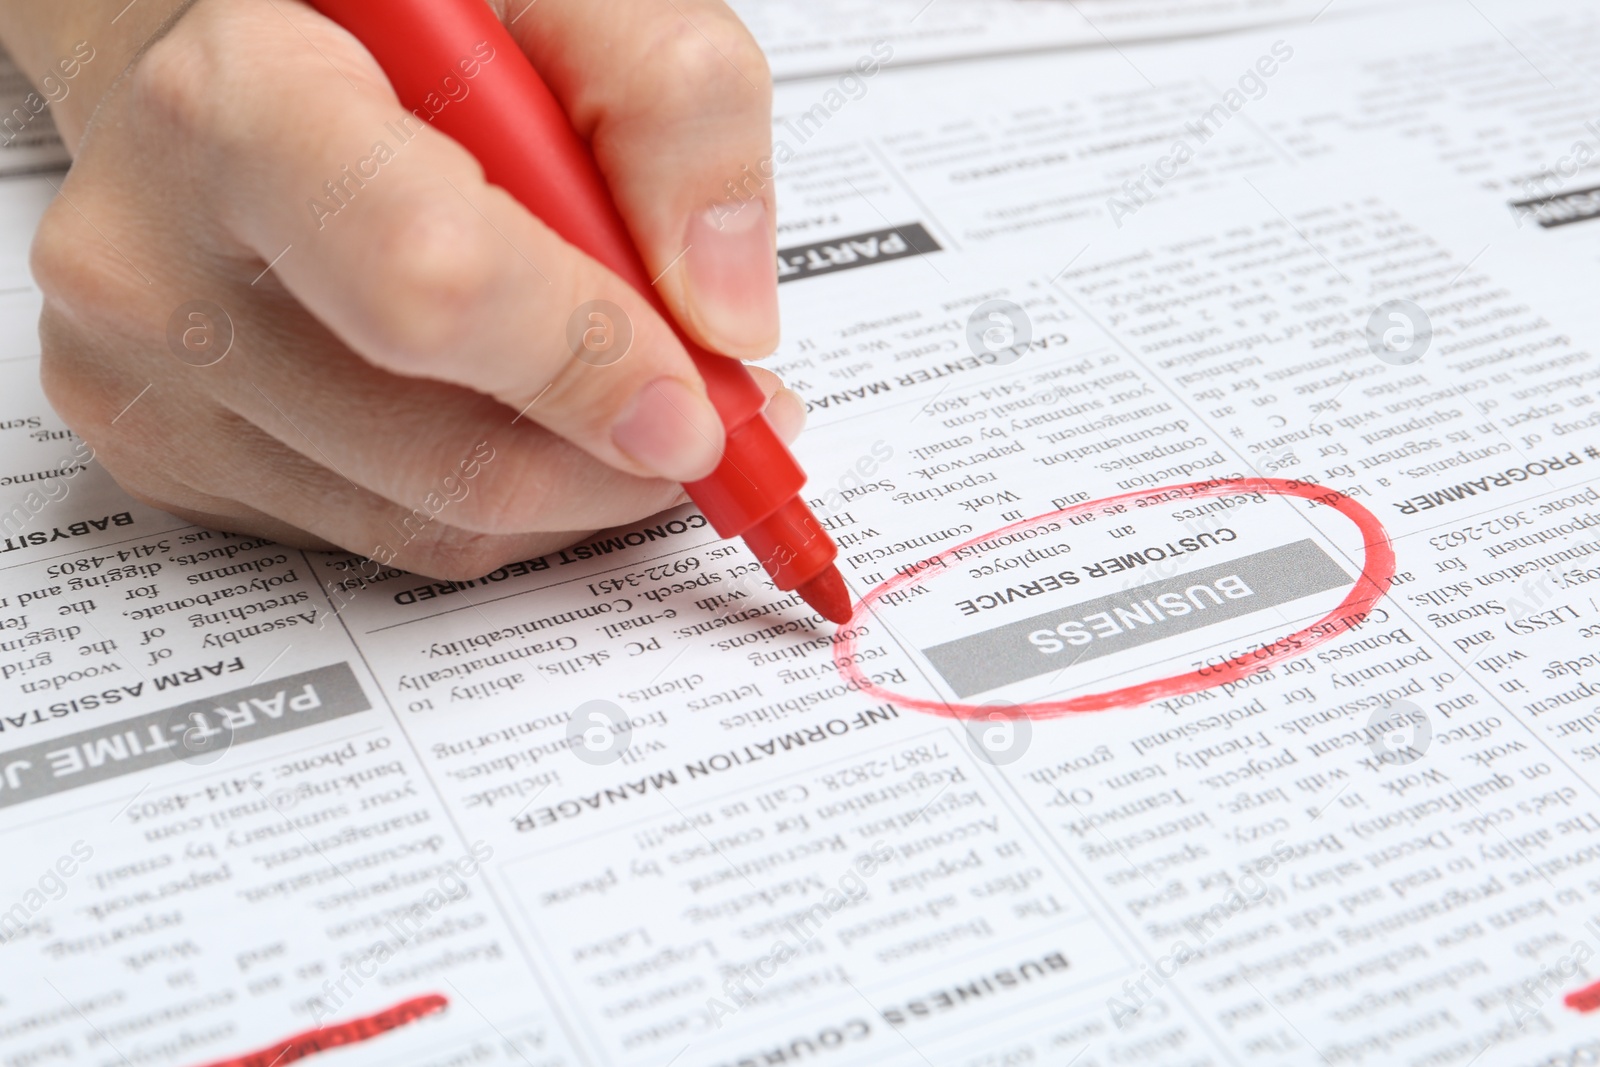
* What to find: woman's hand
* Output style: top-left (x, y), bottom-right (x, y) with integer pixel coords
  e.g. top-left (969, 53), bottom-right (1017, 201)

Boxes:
top-left (9, 0), bottom-right (796, 578)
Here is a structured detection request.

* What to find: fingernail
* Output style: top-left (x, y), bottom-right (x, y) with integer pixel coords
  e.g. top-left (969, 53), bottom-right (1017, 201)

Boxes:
top-left (612, 377), bottom-right (725, 482)
top-left (765, 387), bottom-right (807, 444)
top-left (684, 199), bottom-right (779, 357)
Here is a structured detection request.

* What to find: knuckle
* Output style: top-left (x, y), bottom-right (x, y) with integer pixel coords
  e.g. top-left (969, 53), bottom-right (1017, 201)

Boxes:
top-left (362, 200), bottom-right (502, 369)
top-left (29, 203), bottom-right (78, 303)
top-left (32, 197), bottom-right (160, 324)
top-left (644, 17), bottom-right (771, 113)
top-left (128, 20), bottom-right (225, 139)
top-left (31, 198), bottom-right (119, 311)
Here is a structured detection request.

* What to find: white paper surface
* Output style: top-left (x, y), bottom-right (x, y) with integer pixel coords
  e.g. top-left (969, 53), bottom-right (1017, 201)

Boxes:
top-left (733, 0), bottom-right (1392, 80)
top-left (6, 2), bottom-right (1600, 1066)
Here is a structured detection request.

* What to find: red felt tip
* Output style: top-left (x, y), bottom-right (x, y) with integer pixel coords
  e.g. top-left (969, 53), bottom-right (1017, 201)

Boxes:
top-left (797, 566), bottom-right (853, 624)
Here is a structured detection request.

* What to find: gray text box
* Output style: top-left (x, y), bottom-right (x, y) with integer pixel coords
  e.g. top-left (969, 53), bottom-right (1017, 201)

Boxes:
top-left (924, 540), bottom-right (1350, 697)
top-left (0, 663), bottom-right (370, 808)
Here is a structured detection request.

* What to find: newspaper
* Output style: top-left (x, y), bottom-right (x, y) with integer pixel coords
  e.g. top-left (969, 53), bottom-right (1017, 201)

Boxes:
top-left (5, 1), bottom-right (1600, 1065)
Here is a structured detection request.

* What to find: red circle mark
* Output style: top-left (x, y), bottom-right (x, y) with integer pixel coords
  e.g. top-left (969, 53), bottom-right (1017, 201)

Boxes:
top-left (188, 994), bottom-right (448, 1067)
top-left (832, 477), bottom-right (1395, 719)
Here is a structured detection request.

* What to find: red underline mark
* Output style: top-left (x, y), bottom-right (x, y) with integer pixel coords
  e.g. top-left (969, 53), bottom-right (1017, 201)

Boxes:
top-left (833, 477), bottom-right (1395, 719)
top-left (1567, 981), bottom-right (1600, 1012)
top-left (189, 994), bottom-right (448, 1067)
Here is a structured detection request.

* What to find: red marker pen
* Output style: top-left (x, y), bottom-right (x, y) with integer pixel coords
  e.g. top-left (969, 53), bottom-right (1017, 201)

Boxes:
top-left (306, 0), bottom-right (852, 624)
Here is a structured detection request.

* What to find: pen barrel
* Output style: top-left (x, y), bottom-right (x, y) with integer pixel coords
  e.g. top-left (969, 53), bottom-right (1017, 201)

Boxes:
top-left (309, 0), bottom-right (832, 576)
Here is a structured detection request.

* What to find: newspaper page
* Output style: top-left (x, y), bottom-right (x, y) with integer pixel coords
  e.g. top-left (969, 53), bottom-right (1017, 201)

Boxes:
top-left (732, 0), bottom-right (1391, 80)
top-left (6, 1), bottom-right (1600, 1066)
